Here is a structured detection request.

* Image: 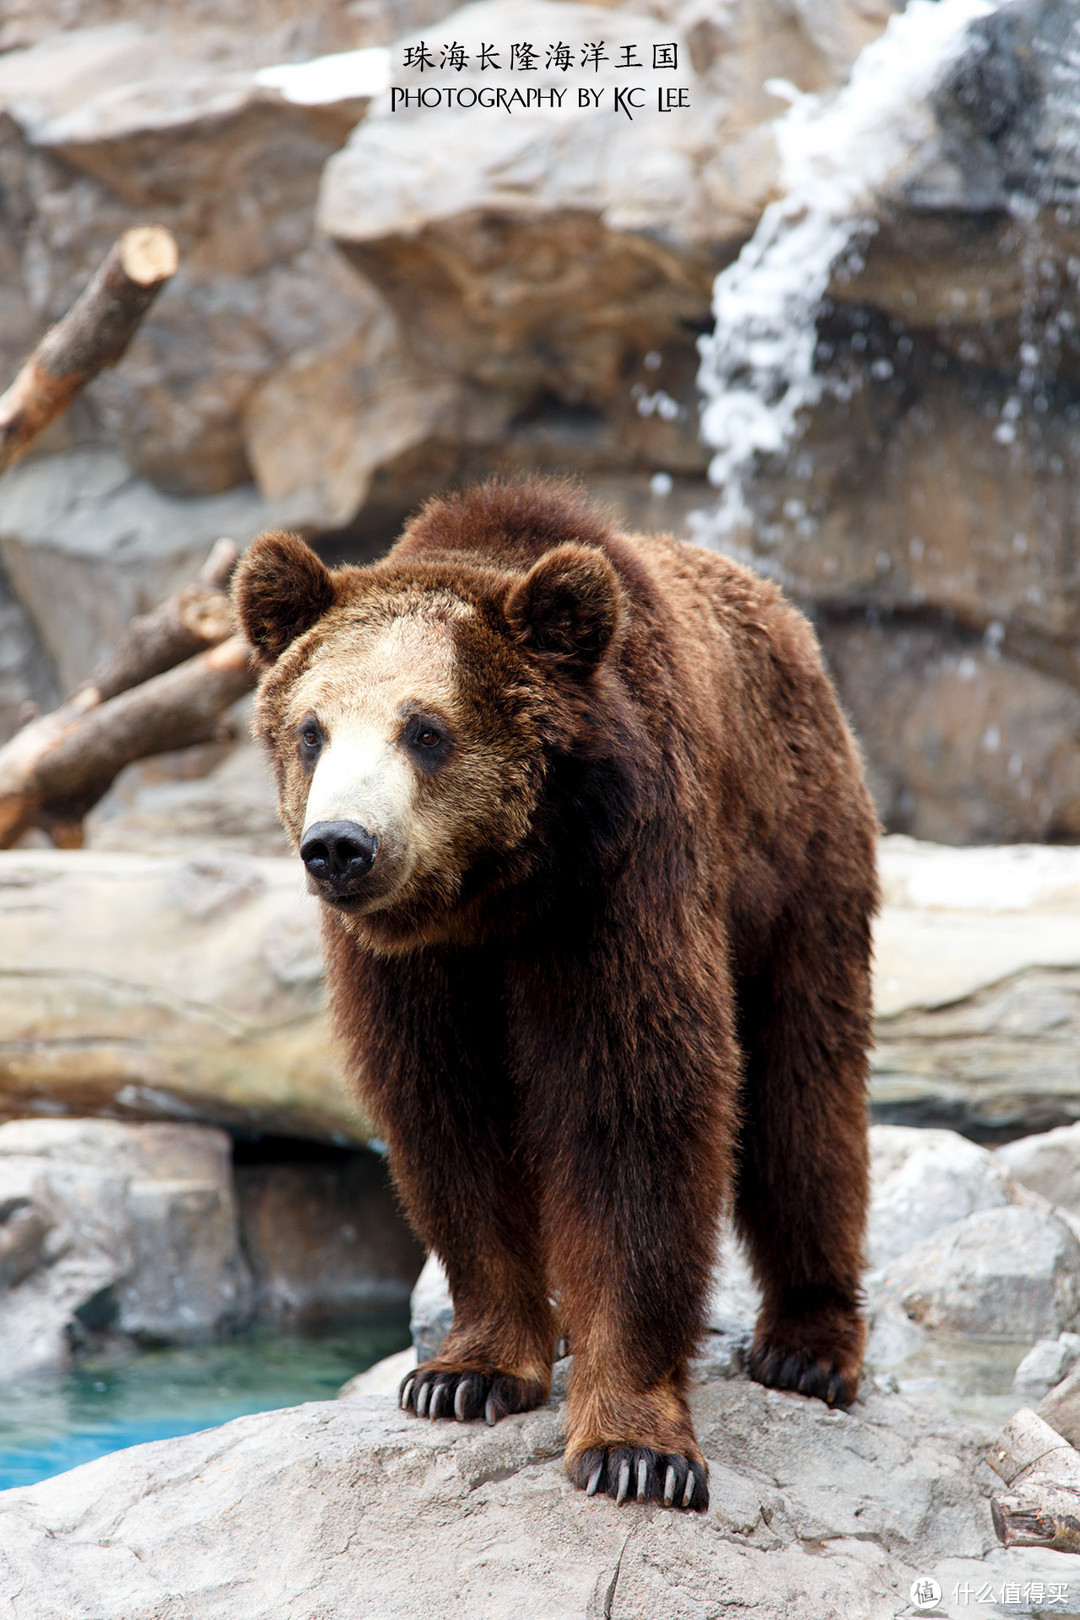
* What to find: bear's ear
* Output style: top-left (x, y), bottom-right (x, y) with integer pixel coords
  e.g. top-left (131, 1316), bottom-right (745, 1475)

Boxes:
top-left (232, 531), bottom-right (337, 665)
top-left (504, 545), bottom-right (623, 675)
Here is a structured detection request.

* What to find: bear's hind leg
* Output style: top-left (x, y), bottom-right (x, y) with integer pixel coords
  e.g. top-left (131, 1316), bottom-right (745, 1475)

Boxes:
top-left (735, 893), bottom-right (872, 1408)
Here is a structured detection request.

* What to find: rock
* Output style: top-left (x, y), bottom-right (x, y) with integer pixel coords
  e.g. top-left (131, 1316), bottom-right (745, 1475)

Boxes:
top-left (321, 2), bottom-right (722, 391)
top-left (870, 1205), bottom-right (1080, 1342)
top-left (867, 1124), bottom-right (1014, 1269)
top-left (84, 731), bottom-right (291, 859)
top-left (0, 0), bottom-right (1075, 844)
top-left (0, 1118), bottom-right (252, 1375)
top-left (0, 19), bottom-right (423, 548)
top-left (0, 446), bottom-right (309, 693)
top-left (872, 837), bottom-right (1080, 1137)
top-left (0, 847), bottom-right (367, 1146)
top-left (8, 831), bottom-right (1080, 1156)
top-left (0, 572), bottom-right (57, 746)
top-left (338, 1343), bottom-right (416, 1398)
top-left (1012, 1333), bottom-right (1080, 1401)
top-left (863, 1304), bottom-right (926, 1374)
top-left (409, 1250), bottom-right (453, 1361)
top-left (862, 0), bottom-right (1080, 320)
top-left (997, 1124), bottom-right (1080, 1216)
top-left (817, 616), bottom-right (1080, 846)
top-left (0, 1), bottom-right (459, 61)
top-left (1037, 1363), bottom-right (1080, 1450)
top-left (235, 1152), bottom-right (423, 1324)
top-left (312, 0), bottom-right (897, 542)
top-left (710, 0), bottom-right (1080, 844)
top-left (0, 1371), bottom-right (995, 1617)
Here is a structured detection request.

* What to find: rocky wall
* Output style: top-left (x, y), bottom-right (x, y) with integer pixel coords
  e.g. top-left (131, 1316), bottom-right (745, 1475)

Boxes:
top-left (0, 0), bottom-right (1076, 842)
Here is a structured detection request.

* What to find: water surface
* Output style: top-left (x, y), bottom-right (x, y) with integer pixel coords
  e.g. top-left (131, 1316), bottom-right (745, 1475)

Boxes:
top-left (0, 1313), bottom-right (409, 1492)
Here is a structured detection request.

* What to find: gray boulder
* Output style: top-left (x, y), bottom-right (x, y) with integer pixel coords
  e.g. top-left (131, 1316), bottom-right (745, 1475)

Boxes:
top-left (0, 1118), bottom-right (252, 1373)
top-left (867, 1124), bottom-right (1013, 1269)
top-left (0, 446), bottom-right (308, 694)
top-left (0, 574), bottom-right (57, 745)
top-left (0, 1374), bottom-right (995, 1617)
top-left (997, 1123), bottom-right (1080, 1216)
top-left (870, 1205), bottom-right (1080, 1342)
top-left (1012, 1332), bottom-right (1080, 1400)
top-left (409, 1250), bottom-right (454, 1361)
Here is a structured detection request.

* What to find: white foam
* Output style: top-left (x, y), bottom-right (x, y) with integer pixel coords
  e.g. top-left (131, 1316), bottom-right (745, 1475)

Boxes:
top-left (694, 0), bottom-right (998, 542)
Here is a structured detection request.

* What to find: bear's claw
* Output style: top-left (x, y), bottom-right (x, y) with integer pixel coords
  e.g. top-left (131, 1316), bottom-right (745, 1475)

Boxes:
top-left (569, 1446), bottom-right (708, 1511)
top-left (748, 1341), bottom-right (858, 1407)
top-left (399, 1365), bottom-right (542, 1424)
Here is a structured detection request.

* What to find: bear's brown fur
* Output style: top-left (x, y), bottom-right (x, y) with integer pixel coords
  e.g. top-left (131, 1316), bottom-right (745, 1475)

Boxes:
top-left (233, 479), bottom-right (877, 1512)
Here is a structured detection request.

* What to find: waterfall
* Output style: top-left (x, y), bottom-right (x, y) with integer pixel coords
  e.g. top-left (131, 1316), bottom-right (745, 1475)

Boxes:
top-left (693, 0), bottom-right (1001, 547)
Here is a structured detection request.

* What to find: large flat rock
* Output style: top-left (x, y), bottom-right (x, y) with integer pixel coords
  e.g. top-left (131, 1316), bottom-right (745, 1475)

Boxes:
top-left (1, 836), bottom-right (1080, 1144)
top-left (0, 1376), bottom-right (997, 1619)
top-left (873, 839), bottom-right (1080, 1137)
top-left (0, 848), bottom-right (366, 1145)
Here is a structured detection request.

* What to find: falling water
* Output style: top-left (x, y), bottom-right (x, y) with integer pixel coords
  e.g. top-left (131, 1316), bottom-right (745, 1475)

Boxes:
top-left (693, 0), bottom-right (1001, 545)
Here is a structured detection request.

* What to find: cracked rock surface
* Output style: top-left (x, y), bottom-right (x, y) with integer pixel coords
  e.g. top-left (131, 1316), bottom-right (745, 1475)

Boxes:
top-left (0, 1375), bottom-right (998, 1620)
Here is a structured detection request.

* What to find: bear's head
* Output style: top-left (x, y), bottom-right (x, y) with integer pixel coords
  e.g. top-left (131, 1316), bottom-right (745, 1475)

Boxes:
top-left (232, 484), bottom-right (628, 952)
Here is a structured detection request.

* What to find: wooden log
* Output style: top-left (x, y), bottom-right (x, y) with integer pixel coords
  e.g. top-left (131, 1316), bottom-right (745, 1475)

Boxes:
top-left (82, 538), bottom-right (241, 704)
top-left (0, 539), bottom-right (249, 848)
top-left (0, 225), bottom-right (179, 476)
top-left (987, 1406), bottom-right (1080, 1553)
top-left (0, 635), bottom-right (255, 849)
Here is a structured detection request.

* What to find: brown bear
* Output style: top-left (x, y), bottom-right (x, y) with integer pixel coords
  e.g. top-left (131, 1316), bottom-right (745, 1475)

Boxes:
top-left (233, 478), bottom-right (877, 1513)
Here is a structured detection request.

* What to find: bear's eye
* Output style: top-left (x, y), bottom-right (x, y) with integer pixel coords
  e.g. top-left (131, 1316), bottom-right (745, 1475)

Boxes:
top-left (297, 716), bottom-right (323, 769)
top-left (401, 713), bottom-right (452, 770)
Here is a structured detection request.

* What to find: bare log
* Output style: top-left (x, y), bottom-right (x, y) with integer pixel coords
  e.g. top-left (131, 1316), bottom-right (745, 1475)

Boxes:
top-left (82, 538), bottom-right (241, 703)
top-left (0, 635), bottom-right (255, 850)
top-left (988, 1407), bottom-right (1080, 1553)
top-left (0, 225), bottom-right (179, 476)
top-left (0, 537), bottom-right (251, 847)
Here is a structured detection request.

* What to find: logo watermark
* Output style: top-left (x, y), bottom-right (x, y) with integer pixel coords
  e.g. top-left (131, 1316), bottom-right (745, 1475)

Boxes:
top-left (910, 1576), bottom-right (1072, 1610)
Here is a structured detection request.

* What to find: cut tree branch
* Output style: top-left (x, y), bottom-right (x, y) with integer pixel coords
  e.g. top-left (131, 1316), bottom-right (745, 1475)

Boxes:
top-left (82, 538), bottom-right (241, 704)
top-left (0, 225), bottom-right (179, 476)
top-left (0, 541), bottom-right (256, 850)
top-left (988, 1407), bottom-right (1080, 1553)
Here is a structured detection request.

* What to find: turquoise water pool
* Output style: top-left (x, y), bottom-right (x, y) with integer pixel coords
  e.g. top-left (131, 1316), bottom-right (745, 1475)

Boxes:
top-left (0, 1313), bottom-right (409, 1492)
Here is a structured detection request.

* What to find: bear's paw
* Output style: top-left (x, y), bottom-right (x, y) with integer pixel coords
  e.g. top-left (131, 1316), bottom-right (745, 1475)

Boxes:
top-left (747, 1312), bottom-right (864, 1408)
top-left (399, 1363), bottom-right (547, 1426)
top-left (567, 1446), bottom-right (709, 1511)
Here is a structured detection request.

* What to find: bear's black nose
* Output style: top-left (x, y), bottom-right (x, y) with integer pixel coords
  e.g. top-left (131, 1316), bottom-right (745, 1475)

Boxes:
top-left (300, 821), bottom-right (379, 888)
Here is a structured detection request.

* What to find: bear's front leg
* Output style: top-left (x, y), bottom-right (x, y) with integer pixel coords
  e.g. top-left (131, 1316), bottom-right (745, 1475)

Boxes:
top-left (334, 938), bottom-right (557, 1426)
top-left (512, 927), bottom-right (740, 1511)
top-left (399, 1257), bottom-right (555, 1425)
